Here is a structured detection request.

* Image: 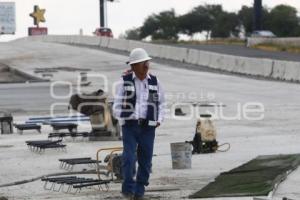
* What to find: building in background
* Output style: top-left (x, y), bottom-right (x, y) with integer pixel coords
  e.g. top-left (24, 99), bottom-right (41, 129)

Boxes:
top-left (0, 2), bottom-right (16, 35)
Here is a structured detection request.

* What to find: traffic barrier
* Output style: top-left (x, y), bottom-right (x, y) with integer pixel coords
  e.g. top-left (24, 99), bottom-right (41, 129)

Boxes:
top-left (222, 55), bottom-right (236, 72)
top-left (197, 51), bottom-right (211, 67)
top-left (167, 46), bottom-right (188, 62)
top-left (20, 35), bottom-right (300, 82)
top-left (231, 57), bottom-right (272, 77)
top-left (271, 60), bottom-right (286, 80)
top-left (69, 35), bottom-right (81, 45)
top-left (57, 35), bottom-right (69, 43)
top-left (186, 49), bottom-right (200, 65)
top-left (108, 39), bottom-right (129, 51)
top-left (142, 43), bottom-right (162, 58)
top-left (50, 35), bottom-right (64, 43)
top-left (128, 40), bottom-right (144, 52)
top-left (272, 60), bottom-right (300, 81)
top-left (283, 61), bottom-right (300, 81)
top-left (209, 53), bottom-right (227, 70)
top-left (243, 58), bottom-right (273, 76)
top-left (64, 35), bottom-right (74, 44)
top-left (99, 36), bottom-right (111, 48)
top-left (78, 36), bottom-right (100, 46)
top-left (32, 35), bottom-right (46, 42)
top-left (159, 45), bottom-right (172, 60)
top-left (284, 62), bottom-right (300, 81)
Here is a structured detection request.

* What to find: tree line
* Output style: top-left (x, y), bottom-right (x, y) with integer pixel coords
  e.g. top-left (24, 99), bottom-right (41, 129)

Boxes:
top-left (123, 4), bottom-right (300, 41)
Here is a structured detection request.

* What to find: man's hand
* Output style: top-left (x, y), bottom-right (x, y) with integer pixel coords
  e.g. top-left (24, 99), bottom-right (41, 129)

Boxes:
top-left (156, 122), bottom-right (161, 128)
top-left (122, 69), bottom-right (133, 75)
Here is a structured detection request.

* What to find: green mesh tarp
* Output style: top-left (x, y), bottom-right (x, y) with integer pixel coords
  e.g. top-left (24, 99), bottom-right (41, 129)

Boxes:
top-left (190, 154), bottom-right (300, 198)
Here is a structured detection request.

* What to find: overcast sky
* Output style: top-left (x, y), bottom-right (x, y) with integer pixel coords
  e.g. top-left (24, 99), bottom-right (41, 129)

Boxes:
top-left (1, 0), bottom-right (300, 41)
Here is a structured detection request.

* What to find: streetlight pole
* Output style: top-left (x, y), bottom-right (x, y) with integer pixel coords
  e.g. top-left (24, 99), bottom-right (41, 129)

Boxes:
top-left (254, 0), bottom-right (262, 31)
top-left (99, 0), bottom-right (105, 27)
top-left (99, 0), bottom-right (115, 28)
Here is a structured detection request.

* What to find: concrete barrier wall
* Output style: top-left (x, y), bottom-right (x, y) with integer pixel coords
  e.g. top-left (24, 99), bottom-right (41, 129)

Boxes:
top-left (168, 46), bottom-right (188, 62)
top-left (272, 60), bottom-right (300, 81)
top-left (70, 35), bottom-right (83, 45)
top-left (23, 35), bottom-right (300, 82)
top-left (209, 52), bottom-right (226, 70)
top-left (99, 37), bottom-right (111, 48)
top-left (186, 49), bottom-right (200, 65)
top-left (240, 57), bottom-right (273, 77)
top-left (70, 36), bottom-right (100, 46)
top-left (198, 51), bottom-right (211, 67)
top-left (142, 43), bottom-right (162, 58)
top-left (247, 37), bottom-right (300, 47)
top-left (159, 45), bottom-right (171, 60)
top-left (108, 39), bottom-right (129, 51)
top-left (128, 40), bottom-right (144, 51)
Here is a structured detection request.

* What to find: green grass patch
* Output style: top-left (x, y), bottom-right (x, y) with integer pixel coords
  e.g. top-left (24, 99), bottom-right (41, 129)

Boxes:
top-left (178, 38), bottom-right (246, 46)
top-left (253, 43), bottom-right (300, 54)
top-left (151, 38), bottom-right (246, 46)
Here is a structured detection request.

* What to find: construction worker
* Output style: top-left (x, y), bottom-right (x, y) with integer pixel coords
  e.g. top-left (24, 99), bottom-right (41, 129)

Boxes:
top-left (113, 48), bottom-right (165, 200)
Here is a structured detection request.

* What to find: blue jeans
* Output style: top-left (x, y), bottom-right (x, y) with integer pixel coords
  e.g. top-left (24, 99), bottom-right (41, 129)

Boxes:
top-left (121, 123), bottom-right (156, 197)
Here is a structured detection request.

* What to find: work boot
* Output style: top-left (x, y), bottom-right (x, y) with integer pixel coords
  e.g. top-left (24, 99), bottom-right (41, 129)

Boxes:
top-left (133, 195), bottom-right (149, 200)
top-left (122, 193), bottom-right (134, 200)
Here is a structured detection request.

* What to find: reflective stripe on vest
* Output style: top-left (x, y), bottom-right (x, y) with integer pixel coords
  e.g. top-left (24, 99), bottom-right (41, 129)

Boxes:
top-left (120, 73), bottom-right (159, 122)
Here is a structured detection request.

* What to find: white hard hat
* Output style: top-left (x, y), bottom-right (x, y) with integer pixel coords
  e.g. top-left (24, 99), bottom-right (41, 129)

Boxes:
top-left (127, 48), bottom-right (152, 65)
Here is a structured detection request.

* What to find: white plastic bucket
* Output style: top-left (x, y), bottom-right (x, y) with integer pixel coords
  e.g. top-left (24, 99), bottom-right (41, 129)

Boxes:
top-left (170, 142), bottom-right (192, 169)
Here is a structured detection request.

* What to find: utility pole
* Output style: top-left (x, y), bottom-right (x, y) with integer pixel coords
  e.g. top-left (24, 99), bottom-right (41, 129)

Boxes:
top-left (253, 0), bottom-right (262, 31)
top-left (99, 0), bottom-right (114, 28)
top-left (99, 0), bottom-right (105, 27)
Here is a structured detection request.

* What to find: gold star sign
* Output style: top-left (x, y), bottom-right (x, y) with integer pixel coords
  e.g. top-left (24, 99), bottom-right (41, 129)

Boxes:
top-left (30, 5), bottom-right (46, 27)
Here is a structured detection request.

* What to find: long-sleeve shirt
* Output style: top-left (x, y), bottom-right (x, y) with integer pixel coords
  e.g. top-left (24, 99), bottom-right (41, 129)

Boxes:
top-left (113, 73), bottom-right (165, 125)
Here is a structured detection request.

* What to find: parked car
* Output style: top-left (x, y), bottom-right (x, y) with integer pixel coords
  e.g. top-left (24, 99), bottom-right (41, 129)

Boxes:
top-left (251, 30), bottom-right (276, 38)
top-left (93, 27), bottom-right (113, 38)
